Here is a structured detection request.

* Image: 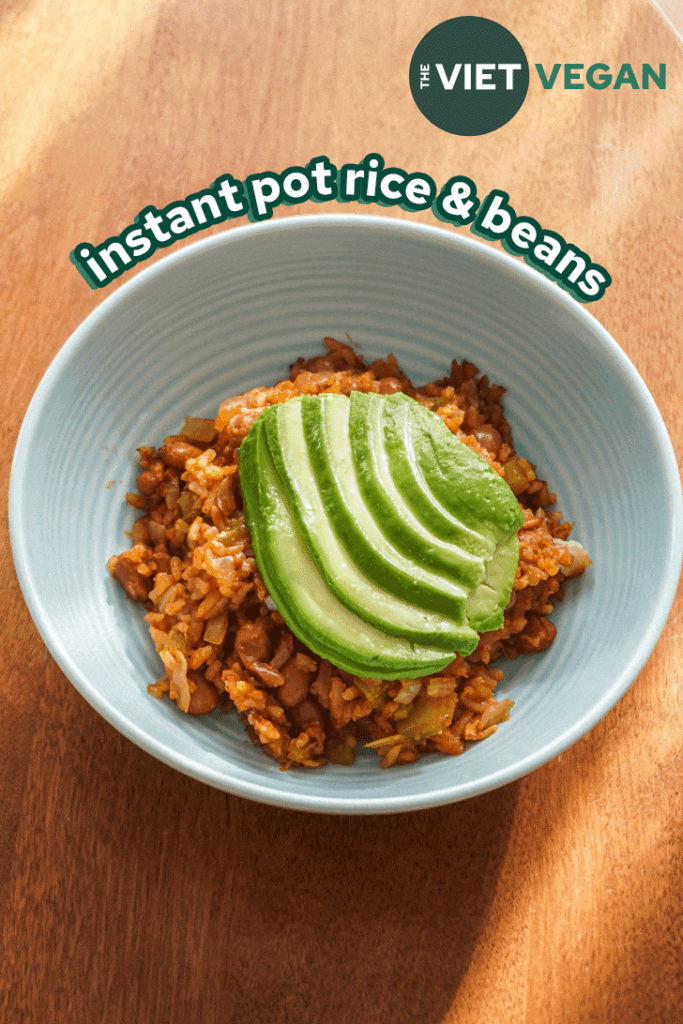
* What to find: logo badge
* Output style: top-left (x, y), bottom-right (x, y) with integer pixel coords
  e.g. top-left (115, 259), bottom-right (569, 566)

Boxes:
top-left (409, 17), bottom-right (530, 136)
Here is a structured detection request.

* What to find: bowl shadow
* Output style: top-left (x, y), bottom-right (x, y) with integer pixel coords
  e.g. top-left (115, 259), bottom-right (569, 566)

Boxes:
top-left (219, 783), bottom-right (520, 1024)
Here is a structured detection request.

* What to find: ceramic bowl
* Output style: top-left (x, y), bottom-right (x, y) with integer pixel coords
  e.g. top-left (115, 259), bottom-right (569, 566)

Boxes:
top-left (10, 214), bottom-right (683, 813)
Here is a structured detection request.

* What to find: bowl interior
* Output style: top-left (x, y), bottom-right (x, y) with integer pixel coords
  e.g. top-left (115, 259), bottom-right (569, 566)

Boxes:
top-left (10, 215), bottom-right (683, 812)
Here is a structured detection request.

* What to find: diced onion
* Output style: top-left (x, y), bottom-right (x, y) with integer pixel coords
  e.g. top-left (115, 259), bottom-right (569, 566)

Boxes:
top-left (397, 693), bottom-right (457, 741)
top-left (204, 612), bottom-right (229, 646)
top-left (160, 649), bottom-right (191, 713)
top-left (165, 478), bottom-right (180, 510)
top-left (181, 417), bottom-right (217, 443)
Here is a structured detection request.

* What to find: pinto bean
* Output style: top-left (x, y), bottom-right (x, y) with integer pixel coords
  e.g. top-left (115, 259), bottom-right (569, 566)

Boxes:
top-left (473, 424), bottom-right (503, 456)
top-left (235, 617), bottom-right (271, 664)
top-left (187, 672), bottom-right (221, 715)
top-left (291, 700), bottom-right (323, 729)
top-left (270, 629), bottom-right (294, 670)
top-left (110, 556), bottom-right (152, 603)
top-left (158, 441), bottom-right (203, 469)
top-left (136, 460), bottom-right (164, 494)
top-left (377, 377), bottom-right (403, 394)
top-left (278, 657), bottom-right (311, 708)
top-left (516, 614), bottom-right (556, 653)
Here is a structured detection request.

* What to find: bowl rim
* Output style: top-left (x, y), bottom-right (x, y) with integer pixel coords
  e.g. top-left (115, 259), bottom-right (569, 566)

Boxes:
top-left (9, 212), bottom-right (683, 813)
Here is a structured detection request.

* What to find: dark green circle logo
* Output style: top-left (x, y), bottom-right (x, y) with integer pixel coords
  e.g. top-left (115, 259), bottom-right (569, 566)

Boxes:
top-left (409, 17), bottom-right (529, 136)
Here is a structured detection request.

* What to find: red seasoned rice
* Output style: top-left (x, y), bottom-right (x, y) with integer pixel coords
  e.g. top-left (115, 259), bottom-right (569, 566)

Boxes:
top-left (108, 337), bottom-right (590, 769)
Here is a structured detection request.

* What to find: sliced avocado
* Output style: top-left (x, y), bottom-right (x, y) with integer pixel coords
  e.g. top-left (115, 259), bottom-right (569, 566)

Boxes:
top-left (380, 396), bottom-right (498, 555)
top-left (264, 397), bottom-right (476, 651)
top-left (348, 390), bottom-right (487, 587)
top-left (239, 417), bottom-right (464, 677)
top-left (385, 394), bottom-right (524, 545)
top-left (239, 385), bottom-right (523, 677)
top-left (302, 393), bottom-right (470, 619)
top-left (378, 392), bottom-right (523, 633)
top-left (465, 533), bottom-right (520, 632)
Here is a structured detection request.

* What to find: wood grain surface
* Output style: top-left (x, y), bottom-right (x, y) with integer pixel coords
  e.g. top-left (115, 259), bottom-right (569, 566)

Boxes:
top-left (2, 1), bottom-right (682, 1021)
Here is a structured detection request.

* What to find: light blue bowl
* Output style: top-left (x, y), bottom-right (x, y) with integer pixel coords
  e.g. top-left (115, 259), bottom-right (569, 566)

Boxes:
top-left (10, 214), bottom-right (683, 813)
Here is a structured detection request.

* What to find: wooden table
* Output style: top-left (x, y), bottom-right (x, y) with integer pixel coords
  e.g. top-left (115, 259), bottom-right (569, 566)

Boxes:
top-left (2, 2), bottom-right (682, 1021)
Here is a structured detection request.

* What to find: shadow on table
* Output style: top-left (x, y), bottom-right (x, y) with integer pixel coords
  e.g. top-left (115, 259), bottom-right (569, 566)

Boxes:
top-left (0, 673), bottom-right (520, 1024)
top-left (222, 784), bottom-right (520, 1024)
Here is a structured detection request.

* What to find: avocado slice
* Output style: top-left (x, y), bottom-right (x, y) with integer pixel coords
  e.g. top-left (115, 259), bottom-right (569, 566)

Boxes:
top-left (239, 418), bottom-right (464, 677)
top-left (372, 397), bottom-right (496, 555)
top-left (302, 394), bottom-right (471, 618)
top-left (348, 389), bottom-right (520, 633)
top-left (239, 386), bottom-right (523, 679)
top-left (383, 394), bottom-right (524, 546)
top-left (348, 390), bottom-right (488, 585)
top-left (378, 393), bottom-right (524, 632)
top-left (465, 533), bottom-right (520, 632)
top-left (265, 397), bottom-right (476, 651)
